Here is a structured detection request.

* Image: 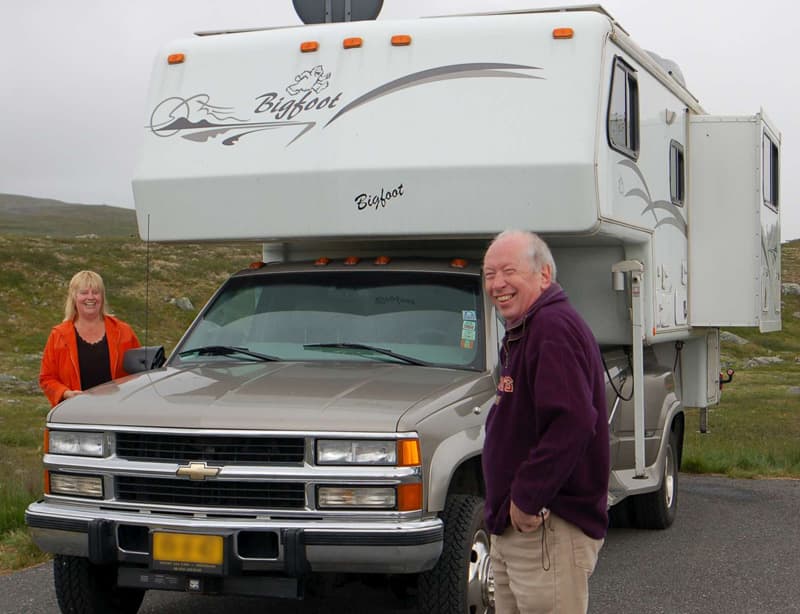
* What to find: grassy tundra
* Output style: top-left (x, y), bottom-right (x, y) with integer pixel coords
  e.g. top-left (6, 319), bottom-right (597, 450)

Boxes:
top-left (1, 195), bottom-right (798, 571)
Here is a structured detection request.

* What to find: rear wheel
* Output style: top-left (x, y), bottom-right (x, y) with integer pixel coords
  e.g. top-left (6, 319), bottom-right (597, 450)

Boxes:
top-left (632, 427), bottom-right (680, 529)
top-left (418, 494), bottom-right (494, 614)
top-left (53, 555), bottom-right (145, 614)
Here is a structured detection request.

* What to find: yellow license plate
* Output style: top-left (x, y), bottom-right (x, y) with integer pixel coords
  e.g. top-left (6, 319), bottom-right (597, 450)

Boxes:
top-left (152, 532), bottom-right (224, 568)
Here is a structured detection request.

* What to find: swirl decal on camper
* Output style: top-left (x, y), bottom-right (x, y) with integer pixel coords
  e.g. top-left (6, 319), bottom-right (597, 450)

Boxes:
top-left (618, 159), bottom-right (687, 236)
top-left (149, 93), bottom-right (316, 146)
top-left (324, 63), bottom-right (543, 127)
top-left (147, 63), bottom-right (543, 147)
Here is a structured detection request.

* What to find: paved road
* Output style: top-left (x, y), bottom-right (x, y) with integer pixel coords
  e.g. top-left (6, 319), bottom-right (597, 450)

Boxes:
top-left (2, 475), bottom-right (799, 614)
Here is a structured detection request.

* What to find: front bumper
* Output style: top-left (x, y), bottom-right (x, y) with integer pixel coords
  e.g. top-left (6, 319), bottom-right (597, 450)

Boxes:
top-left (26, 500), bottom-right (443, 581)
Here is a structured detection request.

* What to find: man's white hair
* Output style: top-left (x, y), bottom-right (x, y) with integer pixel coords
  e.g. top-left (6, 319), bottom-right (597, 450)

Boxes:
top-left (487, 230), bottom-right (557, 281)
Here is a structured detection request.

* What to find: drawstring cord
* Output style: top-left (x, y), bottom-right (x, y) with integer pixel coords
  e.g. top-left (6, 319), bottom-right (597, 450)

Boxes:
top-left (541, 510), bottom-right (551, 571)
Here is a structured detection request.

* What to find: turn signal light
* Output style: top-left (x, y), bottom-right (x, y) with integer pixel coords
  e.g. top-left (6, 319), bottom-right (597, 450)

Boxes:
top-left (397, 439), bottom-right (421, 466)
top-left (397, 484), bottom-right (423, 511)
top-left (248, 261), bottom-right (265, 269)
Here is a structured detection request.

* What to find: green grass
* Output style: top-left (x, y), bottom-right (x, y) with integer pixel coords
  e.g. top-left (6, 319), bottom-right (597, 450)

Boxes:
top-left (680, 278), bottom-right (800, 478)
top-left (0, 201), bottom-right (798, 571)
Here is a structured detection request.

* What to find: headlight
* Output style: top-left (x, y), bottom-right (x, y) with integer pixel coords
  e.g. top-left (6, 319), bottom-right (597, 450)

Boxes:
top-left (317, 486), bottom-right (396, 509)
top-left (317, 440), bottom-right (397, 465)
top-left (49, 473), bottom-right (104, 498)
top-left (48, 430), bottom-right (106, 457)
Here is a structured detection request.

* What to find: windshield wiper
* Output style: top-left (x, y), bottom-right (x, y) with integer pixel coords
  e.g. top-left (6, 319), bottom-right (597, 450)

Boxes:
top-left (178, 345), bottom-right (280, 362)
top-left (303, 342), bottom-right (432, 367)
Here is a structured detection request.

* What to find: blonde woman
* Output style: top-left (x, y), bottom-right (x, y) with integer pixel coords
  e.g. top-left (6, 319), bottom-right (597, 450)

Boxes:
top-left (39, 270), bottom-right (140, 407)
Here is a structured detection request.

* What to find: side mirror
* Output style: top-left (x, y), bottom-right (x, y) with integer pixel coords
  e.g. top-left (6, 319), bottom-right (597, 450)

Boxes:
top-left (124, 346), bottom-right (166, 374)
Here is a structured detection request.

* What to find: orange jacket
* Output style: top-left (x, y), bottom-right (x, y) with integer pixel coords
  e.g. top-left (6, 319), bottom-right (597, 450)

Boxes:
top-left (39, 315), bottom-right (141, 407)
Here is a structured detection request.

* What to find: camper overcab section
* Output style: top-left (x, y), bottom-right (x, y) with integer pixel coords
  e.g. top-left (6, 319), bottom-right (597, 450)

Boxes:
top-left (27, 6), bottom-right (781, 613)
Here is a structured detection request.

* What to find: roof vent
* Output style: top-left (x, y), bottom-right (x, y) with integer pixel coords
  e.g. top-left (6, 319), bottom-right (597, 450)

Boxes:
top-left (646, 50), bottom-right (687, 89)
top-left (293, 0), bottom-right (383, 24)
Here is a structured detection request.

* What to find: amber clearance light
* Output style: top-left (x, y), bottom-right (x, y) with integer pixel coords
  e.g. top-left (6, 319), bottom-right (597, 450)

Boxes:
top-left (552, 27), bottom-right (574, 39)
top-left (391, 34), bottom-right (412, 46)
top-left (167, 53), bottom-right (185, 65)
top-left (397, 483), bottom-right (423, 511)
top-left (397, 439), bottom-right (421, 467)
top-left (343, 37), bottom-right (363, 49)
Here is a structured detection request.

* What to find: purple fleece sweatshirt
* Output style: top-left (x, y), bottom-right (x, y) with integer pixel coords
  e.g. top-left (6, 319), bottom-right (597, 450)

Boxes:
top-left (482, 283), bottom-right (609, 539)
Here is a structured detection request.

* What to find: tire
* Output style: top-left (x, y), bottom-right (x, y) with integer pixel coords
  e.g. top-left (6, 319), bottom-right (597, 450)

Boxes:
top-left (632, 427), bottom-right (680, 529)
top-left (608, 497), bottom-right (635, 529)
top-left (53, 555), bottom-right (145, 614)
top-left (418, 494), bottom-right (494, 614)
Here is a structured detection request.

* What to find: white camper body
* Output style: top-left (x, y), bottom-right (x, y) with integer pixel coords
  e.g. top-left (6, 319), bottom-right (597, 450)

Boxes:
top-left (132, 5), bottom-right (782, 489)
top-left (133, 6), bottom-right (781, 345)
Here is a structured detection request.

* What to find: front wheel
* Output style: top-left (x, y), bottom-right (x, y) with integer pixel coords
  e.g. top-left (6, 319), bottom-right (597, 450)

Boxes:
top-left (53, 555), bottom-right (145, 614)
top-left (632, 427), bottom-right (680, 529)
top-left (418, 494), bottom-right (494, 614)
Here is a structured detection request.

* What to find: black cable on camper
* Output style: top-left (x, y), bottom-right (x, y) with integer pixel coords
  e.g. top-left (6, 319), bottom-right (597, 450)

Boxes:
top-left (602, 350), bottom-right (633, 402)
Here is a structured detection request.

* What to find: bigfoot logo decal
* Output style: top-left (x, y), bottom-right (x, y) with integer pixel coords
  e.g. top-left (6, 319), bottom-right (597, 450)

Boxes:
top-left (148, 63), bottom-right (542, 147)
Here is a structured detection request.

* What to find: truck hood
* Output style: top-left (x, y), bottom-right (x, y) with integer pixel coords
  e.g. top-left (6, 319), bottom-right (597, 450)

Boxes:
top-left (48, 362), bottom-right (490, 432)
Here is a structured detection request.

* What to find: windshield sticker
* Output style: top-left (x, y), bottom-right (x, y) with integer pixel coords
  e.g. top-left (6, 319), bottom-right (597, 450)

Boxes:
top-left (461, 329), bottom-right (476, 341)
top-left (462, 310), bottom-right (477, 321)
top-left (460, 339), bottom-right (474, 350)
top-left (462, 320), bottom-right (476, 331)
top-left (148, 63), bottom-right (543, 148)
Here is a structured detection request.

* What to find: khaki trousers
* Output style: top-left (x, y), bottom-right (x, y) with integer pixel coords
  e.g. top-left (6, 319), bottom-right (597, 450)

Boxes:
top-left (490, 513), bottom-right (603, 614)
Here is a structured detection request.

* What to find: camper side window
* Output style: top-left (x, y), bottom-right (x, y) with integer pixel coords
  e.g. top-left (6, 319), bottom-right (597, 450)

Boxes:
top-left (669, 140), bottom-right (685, 206)
top-left (607, 58), bottom-right (639, 159)
top-left (762, 133), bottom-right (779, 210)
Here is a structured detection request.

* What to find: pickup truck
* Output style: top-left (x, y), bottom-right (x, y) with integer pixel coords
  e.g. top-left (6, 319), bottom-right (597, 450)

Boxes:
top-left (26, 253), bottom-right (681, 614)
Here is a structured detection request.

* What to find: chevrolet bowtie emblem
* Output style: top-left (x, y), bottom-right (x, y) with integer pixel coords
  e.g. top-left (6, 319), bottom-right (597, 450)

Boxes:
top-left (176, 461), bottom-right (220, 481)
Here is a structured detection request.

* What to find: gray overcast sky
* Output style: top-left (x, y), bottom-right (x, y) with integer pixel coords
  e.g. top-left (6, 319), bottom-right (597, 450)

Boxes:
top-left (2, 0), bottom-right (797, 239)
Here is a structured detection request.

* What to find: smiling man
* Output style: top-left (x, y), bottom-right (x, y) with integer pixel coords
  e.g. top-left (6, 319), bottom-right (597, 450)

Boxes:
top-left (482, 230), bottom-right (609, 614)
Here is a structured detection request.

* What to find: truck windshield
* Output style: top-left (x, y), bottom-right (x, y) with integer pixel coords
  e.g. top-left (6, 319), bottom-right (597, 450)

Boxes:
top-left (173, 270), bottom-right (484, 370)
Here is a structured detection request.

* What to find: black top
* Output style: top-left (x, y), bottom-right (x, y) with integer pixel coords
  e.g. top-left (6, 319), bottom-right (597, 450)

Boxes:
top-left (76, 333), bottom-right (112, 390)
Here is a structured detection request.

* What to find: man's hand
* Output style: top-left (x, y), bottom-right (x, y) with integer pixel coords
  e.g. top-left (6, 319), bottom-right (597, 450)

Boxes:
top-left (510, 500), bottom-right (550, 533)
top-left (62, 390), bottom-right (84, 400)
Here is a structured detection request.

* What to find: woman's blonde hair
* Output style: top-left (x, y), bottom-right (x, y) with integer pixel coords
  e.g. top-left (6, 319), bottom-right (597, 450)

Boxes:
top-left (64, 270), bottom-right (109, 321)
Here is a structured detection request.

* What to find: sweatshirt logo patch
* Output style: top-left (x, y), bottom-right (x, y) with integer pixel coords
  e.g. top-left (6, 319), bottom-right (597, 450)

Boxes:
top-left (498, 376), bottom-right (514, 393)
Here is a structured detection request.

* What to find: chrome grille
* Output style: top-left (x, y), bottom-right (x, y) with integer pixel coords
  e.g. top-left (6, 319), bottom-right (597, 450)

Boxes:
top-left (114, 433), bottom-right (304, 464)
top-left (116, 476), bottom-right (305, 509)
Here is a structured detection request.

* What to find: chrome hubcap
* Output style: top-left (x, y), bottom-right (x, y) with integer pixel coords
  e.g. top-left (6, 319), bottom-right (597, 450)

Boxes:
top-left (467, 527), bottom-right (495, 613)
top-left (664, 444), bottom-right (675, 509)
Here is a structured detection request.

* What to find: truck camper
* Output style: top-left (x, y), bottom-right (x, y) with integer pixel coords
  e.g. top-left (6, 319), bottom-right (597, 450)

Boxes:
top-left (27, 3), bottom-right (781, 613)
